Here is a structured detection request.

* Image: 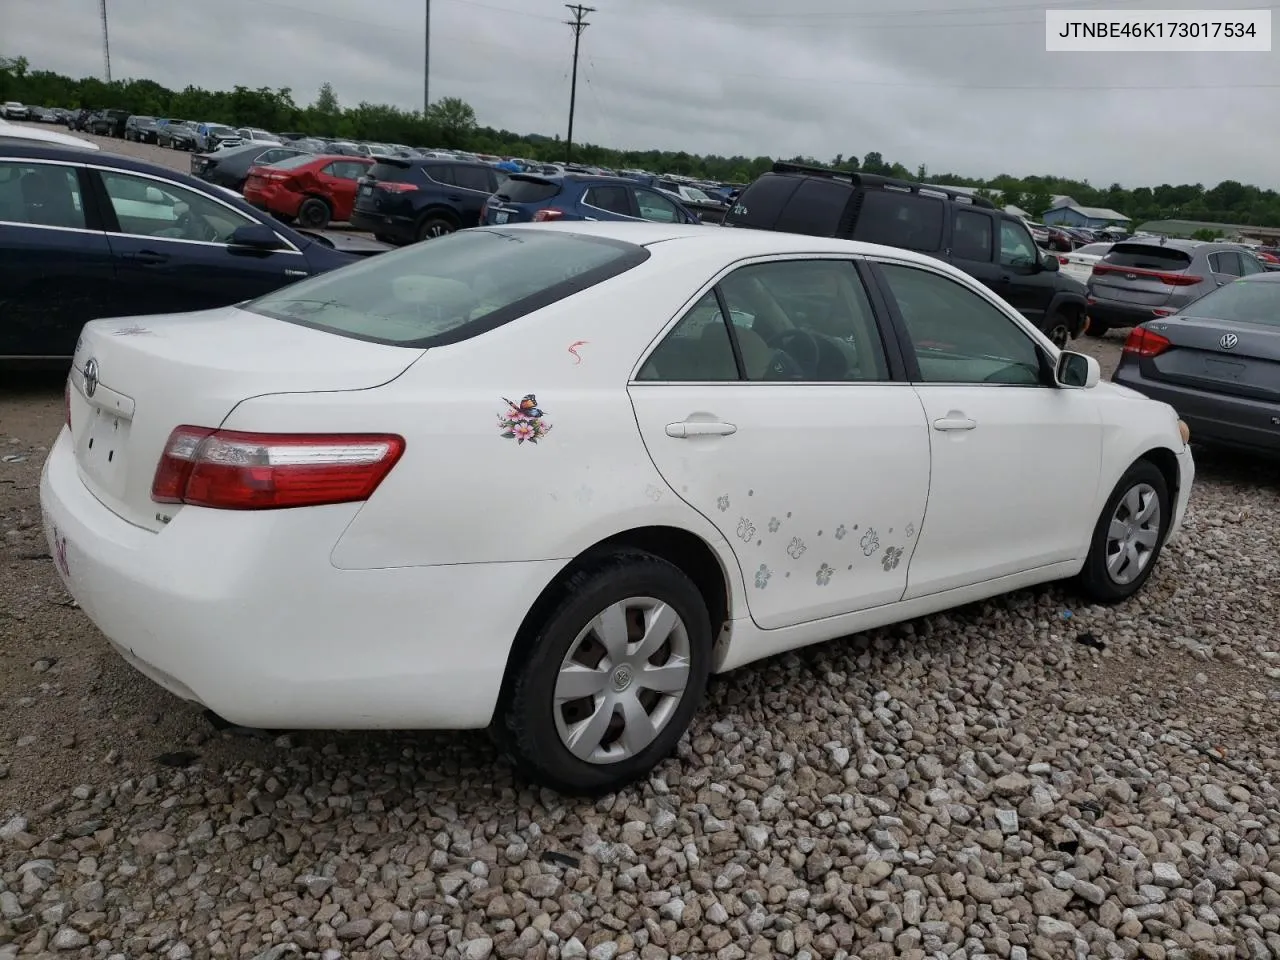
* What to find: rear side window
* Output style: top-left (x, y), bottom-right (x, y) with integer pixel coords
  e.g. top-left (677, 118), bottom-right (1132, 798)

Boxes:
top-left (498, 177), bottom-right (562, 203)
top-left (1103, 243), bottom-right (1193, 272)
top-left (584, 184), bottom-right (631, 216)
top-left (852, 191), bottom-right (945, 252)
top-left (773, 178), bottom-right (852, 237)
top-left (951, 209), bottom-right (994, 262)
top-left (246, 229), bottom-right (650, 347)
top-left (726, 174), bottom-right (801, 230)
top-left (452, 165), bottom-right (494, 193)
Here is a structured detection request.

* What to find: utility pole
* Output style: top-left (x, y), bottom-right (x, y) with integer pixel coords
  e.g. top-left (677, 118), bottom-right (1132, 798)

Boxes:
top-left (563, 4), bottom-right (594, 165)
top-left (99, 0), bottom-right (112, 83)
top-left (423, 0), bottom-right (430, 113)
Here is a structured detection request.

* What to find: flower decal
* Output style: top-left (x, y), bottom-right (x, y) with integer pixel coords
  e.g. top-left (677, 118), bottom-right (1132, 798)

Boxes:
top-left (736, 517), bottom-right (757, 542)
top-left (768, 517), bottom-right (781, 533)
top-left (499, 394), bottom-right (552, 444)
top-left (754, 564), bottom-right (772, 589)
top-left (786, 537), bottom-right (807, 560)
top-left (834, 525), bottom-right (847, 540)
top-left (906, 522), bottom-right (916, 539)
top-left (881, 545), bottom-right (903, 571)
top-left (815, 563), bottom-right (833, 586)
top-left (860, 528), bottom-right (880, 557)
top-left (644, 484), bottom-right (663, 502)
top-left (717, 495), bottom-right (730, 512)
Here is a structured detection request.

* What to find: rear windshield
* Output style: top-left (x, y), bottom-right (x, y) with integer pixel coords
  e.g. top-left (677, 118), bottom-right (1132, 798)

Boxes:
top-left (1103, 243), bottom-right (1193, 271)
top-left (852, 190), bottom-right (945, 252)
top-left (1178, 277), bottom-right (1280, 326)
top-left (725, 173), bottom-right (801, 230)
top-left (247, 229), bottom-right (650, 347)
top-left (266, 153), bottom-right (316, 171)
top-left (497, 176), bottom-right (561, 203)
top-left (1075, 242), bottom-right (1113, 257)
top-left (369, 162), bottom-right (417, 182)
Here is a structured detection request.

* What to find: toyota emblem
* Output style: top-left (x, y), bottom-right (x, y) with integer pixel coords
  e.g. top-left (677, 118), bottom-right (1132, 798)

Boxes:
top-left (83, 358), bottom-right (99, 398)
top-left (1219, 333), bottom-right (1239, 350)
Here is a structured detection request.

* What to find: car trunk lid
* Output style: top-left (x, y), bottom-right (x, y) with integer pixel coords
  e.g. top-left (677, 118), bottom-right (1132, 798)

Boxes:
top-left (1137, 315), bottom-right (1280, 403)
top-left (484, 175), bottom-right (562, 224)
top-left (67, 308), bottom-right (424, 533)
top-left (355, 158), bottom-right (420, 214)
top-left (1089, 242), bottom-right (1201, 307)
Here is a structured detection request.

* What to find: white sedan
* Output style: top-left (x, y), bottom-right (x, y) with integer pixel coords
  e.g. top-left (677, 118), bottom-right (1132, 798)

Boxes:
top-left (1060, 240), bottom-right (1114, 285)
top-left (40, 223), bottom-right (1194, 794)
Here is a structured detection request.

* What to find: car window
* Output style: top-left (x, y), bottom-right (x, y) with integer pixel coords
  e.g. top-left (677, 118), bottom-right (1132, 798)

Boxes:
top-left (719, 259), bottom-right (889, 382)
top-left (99, 171), bottom-right (255, 244)
top-left (584, 184), bottom-right (632, 216)
top-left (0, 161), bottom-right (86, 229)
top-left (852, 191), bottom-right (945, 252)
top-left (878, 262), bottom-right (1043, 386)
top-left (452, 165), bottom-right (493, 193)
top-left (952, 210), bottom-right (994, 262)
top-left (773, 178), bottom-right (851, 238)
top-left (425, 165), bottom-right (456, 187)
top-left (635, 291), bottom-right (739, 381)
top-left (634, 188), bottom-right (683, 223)
top-left (1240, 253), bottom-right (1265, 275)
top-left (998, 220), bottom-right (1040, 268)
top-left (1210, 251), bottom-right (1242, 277)
top-left (322, 161), bottom-right (369, 180)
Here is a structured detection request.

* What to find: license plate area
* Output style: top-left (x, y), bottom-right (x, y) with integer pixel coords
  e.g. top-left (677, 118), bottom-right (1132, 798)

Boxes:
top-left (494, 210), bottom-right (510, 224)
top-left (76, 405), bottom-right (133, 498)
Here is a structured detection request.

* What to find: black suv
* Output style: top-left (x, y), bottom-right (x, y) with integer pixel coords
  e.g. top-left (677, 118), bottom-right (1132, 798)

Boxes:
top-left (724, 163), bottom-right (1088, 347)
top-left (350, 157), bottom-right (505, 245)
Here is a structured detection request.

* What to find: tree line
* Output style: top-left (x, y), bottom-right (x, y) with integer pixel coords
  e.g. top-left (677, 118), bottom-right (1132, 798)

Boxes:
top-left (3, 55), bottom-right (1278, 227)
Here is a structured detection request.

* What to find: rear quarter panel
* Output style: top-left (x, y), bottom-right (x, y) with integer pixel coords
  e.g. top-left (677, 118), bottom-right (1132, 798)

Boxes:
top-left (218, 245), bottom-right (750, 610)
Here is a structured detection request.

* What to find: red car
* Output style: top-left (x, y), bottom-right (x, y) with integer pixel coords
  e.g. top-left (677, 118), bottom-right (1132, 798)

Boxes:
top-left (243, 154), bottom-right (374, 229)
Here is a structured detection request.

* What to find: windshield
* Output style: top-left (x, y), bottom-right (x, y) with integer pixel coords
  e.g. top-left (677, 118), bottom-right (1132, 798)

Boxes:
top-left (685, 187), bottom-right (712, 202)
top-left (246, 228), bottom-right (650, 347)
top-left (1178, 278), bottom-right (1280, 327)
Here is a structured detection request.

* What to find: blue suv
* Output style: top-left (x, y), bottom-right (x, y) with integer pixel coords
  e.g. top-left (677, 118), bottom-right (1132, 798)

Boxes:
top-left (482, 173), bottom-right (701, 226)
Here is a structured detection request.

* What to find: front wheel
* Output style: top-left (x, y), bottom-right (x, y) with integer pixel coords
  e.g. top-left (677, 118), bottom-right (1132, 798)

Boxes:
top-left (1076, 460), bottom-right (1171, 603)
top-left (498, 551), bottom-right (713, 795)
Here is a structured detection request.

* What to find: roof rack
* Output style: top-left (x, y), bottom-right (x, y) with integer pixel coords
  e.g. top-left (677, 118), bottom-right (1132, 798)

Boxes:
top-left (770, 162), bottom-right (996, 209)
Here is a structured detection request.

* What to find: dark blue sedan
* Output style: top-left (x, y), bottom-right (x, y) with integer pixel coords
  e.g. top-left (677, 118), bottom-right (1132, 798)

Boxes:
top-left (0, 142), bottom-right (378, 362)
top-left (482, 173), bottom-right (702, 227)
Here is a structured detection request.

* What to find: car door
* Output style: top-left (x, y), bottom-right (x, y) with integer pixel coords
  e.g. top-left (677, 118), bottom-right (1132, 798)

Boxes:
top-left (91, 167), bottom-right (307, 317)
top-left (993, 217), bottom-right (1058, 326)
top-left (948, 208), bottom-right (1001, 290)
top-left (628, 257), bottom-right (932, 630)
top-left (631, 187), bottom-right (695, 225)
top-left (444, 164), bottom-right (497, 227)
top-left (869, 259), bottom-right (1102, 598)
top-left (1209, 251), bottom-right (1242, 288)
top-left (318, 159), bottom-right (370, 221)
top-left (0, 159), bottom-right (116, 358)
top-left (581, 183), bottom-right (635, 221)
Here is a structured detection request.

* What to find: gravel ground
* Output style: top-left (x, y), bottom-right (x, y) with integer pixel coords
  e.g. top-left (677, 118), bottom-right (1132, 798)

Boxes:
top-left (3, 335), bottom-right (1280, 955)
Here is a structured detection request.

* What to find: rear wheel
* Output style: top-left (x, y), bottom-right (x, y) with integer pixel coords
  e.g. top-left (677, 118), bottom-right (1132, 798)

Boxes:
top-left (1076, 460), bottom-right (1171, 603)
top-left (296, 198), bottom-right (331, 230)
top-left (416, 215), bottom-right (455, 242)
top-left (1044, 309), bottom-right (1074, 349)
top-left (498, 551), bottom-right (713, 795)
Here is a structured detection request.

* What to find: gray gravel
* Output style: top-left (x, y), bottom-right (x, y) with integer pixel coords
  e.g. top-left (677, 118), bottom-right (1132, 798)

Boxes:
top-left (4, 328), bottom-right (1280, 956)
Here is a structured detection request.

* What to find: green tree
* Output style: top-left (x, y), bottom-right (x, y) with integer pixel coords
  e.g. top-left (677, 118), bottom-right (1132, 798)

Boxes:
top-left (314, 82), bottom-right (340, 114)
top-left (427, 96), bottom-right (477, 147)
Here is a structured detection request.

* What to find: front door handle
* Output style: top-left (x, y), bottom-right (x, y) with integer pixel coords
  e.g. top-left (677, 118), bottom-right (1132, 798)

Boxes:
top-left (933, 417), bottom-right (976, 432)
top-left (666, 420), bottom-right (737, 438)
top-left (124, 250), bottom-right (169, 265)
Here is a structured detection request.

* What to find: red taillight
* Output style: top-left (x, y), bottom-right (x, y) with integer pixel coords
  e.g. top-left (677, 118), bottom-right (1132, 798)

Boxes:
top-left (377, 182), bottom-right (418, 193)
top-left (64, 378), bottom-right (72, 431)
top-left (533, 208), bottom-right (566, 222)
top-left (1090, 263), bottom-right (1203, 286)
top-left (1122, 326), bottom-right (1172, 358)
top-left (1058, 256), bottom-right (1069, 265)
top-left (151, 427), bottom-right (406, 510)
top-left (1151, 307), bottom-right (1177, 317)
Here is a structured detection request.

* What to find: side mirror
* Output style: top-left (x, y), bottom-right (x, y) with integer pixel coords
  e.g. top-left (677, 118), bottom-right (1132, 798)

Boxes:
top-left (1055, 350), bottom-right (1100, 389)
top-left (229, 223), bottom-right (286, 250)
top-left (1040, 253), bottom-right (1060, 272)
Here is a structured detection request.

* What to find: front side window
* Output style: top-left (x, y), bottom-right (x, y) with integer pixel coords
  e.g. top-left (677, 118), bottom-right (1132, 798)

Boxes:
top-left (99, 171), bottom-right (254, 244)
top-left (0, 161), bottom-right (85, 229)
top-left (879, 262), bottom-right (1043, 385)
top-left (998, 220), bottom-right (1040, 268)
top-left (248, 229), bottom-right (649, 347)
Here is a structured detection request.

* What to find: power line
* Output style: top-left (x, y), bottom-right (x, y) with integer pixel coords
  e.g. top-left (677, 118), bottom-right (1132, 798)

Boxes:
top-left (563, 3), bottom-right (593, 164)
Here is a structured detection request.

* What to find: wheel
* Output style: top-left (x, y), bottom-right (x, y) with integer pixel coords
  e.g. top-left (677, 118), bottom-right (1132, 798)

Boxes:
top-left (499, 551), bottom-right (713, 795)
top-left (296, 198), bottom-right (331, 230)
top-left (1043, 310), bottom-right (1074, 349)
top-left (1076, 460), bottom-right (1171, 603)
top-left (416, 215), bottom-right (455, 242)
top-left (1083, 317), bottom-right (1110, 338)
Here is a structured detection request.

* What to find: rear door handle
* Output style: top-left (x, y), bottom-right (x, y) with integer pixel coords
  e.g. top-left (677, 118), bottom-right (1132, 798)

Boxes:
top-left (933, 417), bottom-right (976, 432)
top-left (666, 420), bottom-right (737, 438)
top-left (124, 250), bottom-right (169, 265)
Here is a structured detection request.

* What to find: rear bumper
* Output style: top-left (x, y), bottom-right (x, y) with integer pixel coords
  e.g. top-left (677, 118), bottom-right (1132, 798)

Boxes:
top-left (1114, 365), bottom-right (1280, 455)
top-left (39, 429), bottom-right (560, 730)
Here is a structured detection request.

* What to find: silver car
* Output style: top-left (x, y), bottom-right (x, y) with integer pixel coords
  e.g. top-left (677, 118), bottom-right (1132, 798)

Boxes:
top-left (1084, 238), bottom-right (1267, 337)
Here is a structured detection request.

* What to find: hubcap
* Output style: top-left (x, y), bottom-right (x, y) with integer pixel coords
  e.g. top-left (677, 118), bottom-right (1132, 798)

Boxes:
top-left (553, 596), bottom-right (692, 765)
top-left (1105, 482), bottom-right (1162, 585)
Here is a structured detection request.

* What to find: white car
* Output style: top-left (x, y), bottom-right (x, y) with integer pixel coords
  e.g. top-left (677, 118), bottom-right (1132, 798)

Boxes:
top-left (1060, 241), bottom-right (1114, 285)
top-left (0, 116), bottom-right (99, 150)
top-left (39, 223), bottom-right (1194, 794)
top-left (2, 101), bottom-right (29, 120)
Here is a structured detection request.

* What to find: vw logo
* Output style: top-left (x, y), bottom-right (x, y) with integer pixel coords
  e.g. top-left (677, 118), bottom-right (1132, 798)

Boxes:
top-left (1220, 333), bottom-right (1239, 350)
top-left (83, 358), bottom-right (99, 398)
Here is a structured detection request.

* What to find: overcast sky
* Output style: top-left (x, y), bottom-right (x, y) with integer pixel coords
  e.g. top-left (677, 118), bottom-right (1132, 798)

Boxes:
top-left (6, 0), bottom-right (1278, 188)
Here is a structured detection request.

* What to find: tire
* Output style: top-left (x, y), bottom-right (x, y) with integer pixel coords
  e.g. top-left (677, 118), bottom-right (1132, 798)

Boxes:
top-left (1076, 459), bottom-right (1171, 604)
top-left (416, 215), bottom-right (455, 242)
top-left (498, 551), bottom-right (713, 795)
top-left (1043, 309), bottom-right (1074, 350)
top-left (1083, 317), bottom-right (1110, 338)
top-left (296, 198), bottom-right (331, 230)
